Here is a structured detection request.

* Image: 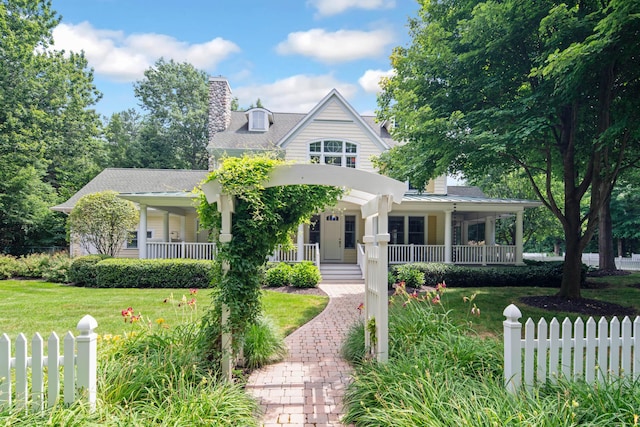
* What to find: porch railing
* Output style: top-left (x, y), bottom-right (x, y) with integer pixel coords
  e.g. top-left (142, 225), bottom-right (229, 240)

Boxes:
top-left (388, 244), bottom-right (516, 265)
top-left (146, 242), bottom-right (216, 260)
top-left (268, 243), bottom-right (320, 267)
top-left (389, 244), bottom-right (446, 264)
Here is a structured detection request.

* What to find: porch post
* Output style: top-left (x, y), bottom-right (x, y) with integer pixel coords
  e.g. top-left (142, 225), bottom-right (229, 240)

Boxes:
top-left (515, 210), bottom-right (524, 265)
top-left (163, 212), bottom-right (170, 242)
top-left (297, 223), bottom-right (304, 262)
top-left (180, 216), bottom-right (187, 242)
top-left (485, 216), bottom-right (495, 245)
top-left (444, 210), bottom-right (452, 264)
top-left (139, 204), bottom-right (147, 259)
top-left (363, 216), bottom-right (374, 353)
top-left (462, 220), bottom-right (469, 244)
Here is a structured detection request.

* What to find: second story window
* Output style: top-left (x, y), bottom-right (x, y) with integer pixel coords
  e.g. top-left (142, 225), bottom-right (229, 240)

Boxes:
top-left (247, 108), bottom-right (271, 131)
top-left (308, 140), bottom-right (358, 168)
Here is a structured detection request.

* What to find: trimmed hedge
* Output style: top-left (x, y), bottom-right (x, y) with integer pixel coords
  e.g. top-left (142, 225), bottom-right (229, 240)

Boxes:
top-left (68, 255), bottom-right (112, 286)
top-left (389, 261), bottom-right (587, 288)
top-left (71, 258), bottom-right (216, 288)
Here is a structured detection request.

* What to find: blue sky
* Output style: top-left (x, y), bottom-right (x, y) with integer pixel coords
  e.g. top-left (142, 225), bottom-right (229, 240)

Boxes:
top-left (51, 0), bottom-right (420, 118)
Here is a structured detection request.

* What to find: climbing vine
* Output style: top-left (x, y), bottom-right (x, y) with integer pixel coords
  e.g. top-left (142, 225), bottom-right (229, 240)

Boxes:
top-left (197, 154), bottom-right (343, 357)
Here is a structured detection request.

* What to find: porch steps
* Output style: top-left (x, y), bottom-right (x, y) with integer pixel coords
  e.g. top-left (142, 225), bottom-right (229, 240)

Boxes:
top-left (320, 264), bottom-right (364, 284)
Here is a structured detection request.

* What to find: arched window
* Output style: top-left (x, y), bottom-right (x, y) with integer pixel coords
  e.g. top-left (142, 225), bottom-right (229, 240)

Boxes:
top-left (308, 140), bottom-right (358, 168)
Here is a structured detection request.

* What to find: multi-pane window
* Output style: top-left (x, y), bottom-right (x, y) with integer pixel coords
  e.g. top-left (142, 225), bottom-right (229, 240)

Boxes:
top-left (388, 216), bottom-right (405, 244)
top-left (308, 140), bottom-right (358, 168)
top-left (344, 215), bottom-right (356, 249)
top-left (309, 215), bottom-right (320, 245)
top-left (408, 216), bottom-right (425, 245)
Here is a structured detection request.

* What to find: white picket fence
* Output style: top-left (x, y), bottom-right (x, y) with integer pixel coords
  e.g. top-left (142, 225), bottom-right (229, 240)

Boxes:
top-left (0, 315), bottom-right (98, 411)
top-left (503, 304), bottom-right (640, 393)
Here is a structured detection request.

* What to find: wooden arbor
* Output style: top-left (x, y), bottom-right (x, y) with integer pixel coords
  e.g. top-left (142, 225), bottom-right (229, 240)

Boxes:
top-left (201, 164), bottom-right (406, 378)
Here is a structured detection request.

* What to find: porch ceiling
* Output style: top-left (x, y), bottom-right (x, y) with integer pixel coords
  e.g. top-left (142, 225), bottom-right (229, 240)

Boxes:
top-left (118, 192), bottom-right (199, 215)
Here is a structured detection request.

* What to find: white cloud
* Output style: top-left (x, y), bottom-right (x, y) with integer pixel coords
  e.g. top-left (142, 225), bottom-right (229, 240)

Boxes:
top-left (358, 68), bottom-right (395, 93)
top-left (232, 75), bottom-right (358, 113)
top-left (276, 28), bottom-right (394, 63)
top-left (309, 0), bottom-right (396, 16)
top-left (52, 22), bottom-right (240, 82)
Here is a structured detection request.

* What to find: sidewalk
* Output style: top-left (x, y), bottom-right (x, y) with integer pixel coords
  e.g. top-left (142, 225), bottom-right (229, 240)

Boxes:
top-left (246, 283), bottom-right (364, 427)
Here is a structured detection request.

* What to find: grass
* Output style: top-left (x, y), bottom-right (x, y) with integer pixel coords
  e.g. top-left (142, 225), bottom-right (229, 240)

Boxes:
top-left (0, 280), bottom-right (328, 340)
top-left (0, 279), bottom-right (329, 426)
top-left (440, 272), bottom-right (640, 336)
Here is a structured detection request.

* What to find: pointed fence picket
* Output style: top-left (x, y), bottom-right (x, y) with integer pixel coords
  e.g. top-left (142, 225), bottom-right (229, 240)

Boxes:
top-left (0, 315), bottom-right (97, 412)
top-left (503, 304), bottom-right (639, 393)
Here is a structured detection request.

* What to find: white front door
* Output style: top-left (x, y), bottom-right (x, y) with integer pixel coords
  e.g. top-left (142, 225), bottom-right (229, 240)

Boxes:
top-left (323, 214), bottom-right (342, 261)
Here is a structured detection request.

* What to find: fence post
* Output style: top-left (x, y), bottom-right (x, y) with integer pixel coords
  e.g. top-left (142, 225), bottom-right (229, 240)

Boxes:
top-left (503, 304), bottom-right (522, 393)
top-left (76, 315), bottom-right (98, 411)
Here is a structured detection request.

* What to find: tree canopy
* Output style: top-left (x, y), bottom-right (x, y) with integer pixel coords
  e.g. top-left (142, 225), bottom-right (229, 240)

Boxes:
top-left (0, 0), bottom-right (103, 253)
top-left (133, 58), bottom-right (209, 170)
top-left (376, 0), bottom-right (640, 297)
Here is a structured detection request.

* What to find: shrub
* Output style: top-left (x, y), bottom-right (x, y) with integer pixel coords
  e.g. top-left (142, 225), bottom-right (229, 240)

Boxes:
top-left (242, 316), bottom-right (287, 370)
top-left (93, 258), bottom-right (215, 288)
top-left (264, 262), bottom-right (292, 287)
top-left (0, 255), bottom-right (20, 279)
top-left (0, 253), bottom-right (71, 282)
top-left (392, 263), bottom-right (426, 288)
top-left (68, 254), bottom-right (112, 286)
top-left (290, 261), bottom-right (321, 288)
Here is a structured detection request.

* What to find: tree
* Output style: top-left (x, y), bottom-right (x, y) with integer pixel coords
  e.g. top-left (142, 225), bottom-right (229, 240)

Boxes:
top-left (0, 0), bottom-right (103, 253)
top-left (103, 109), bottom-right (144, 168)
top-left (376, 0), bottom-right (640, 298)
top-left (134, 59), bottom-right (209, 169)
top-left (68, 191), bottom-right (139, 256)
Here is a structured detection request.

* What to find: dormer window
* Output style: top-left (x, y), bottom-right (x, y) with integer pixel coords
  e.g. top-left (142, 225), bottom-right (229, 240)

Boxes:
top-left (246, 108), bottom-right (272, 132)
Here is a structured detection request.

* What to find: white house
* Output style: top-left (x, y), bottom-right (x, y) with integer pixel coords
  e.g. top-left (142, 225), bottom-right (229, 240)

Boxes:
top-left (53, 77), bottom-right (541, 268)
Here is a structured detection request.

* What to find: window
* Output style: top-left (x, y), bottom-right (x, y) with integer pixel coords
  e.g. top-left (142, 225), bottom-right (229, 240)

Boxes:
top-left (308, 140), bottom-right (358, 168)
top-left (344, 215), bottom-right (356, 249)
top-left (388, 216), bottom-right (405, 244)
top-left (408, 217), bottom-right (425, 245)
top-left (309, 215), bottom-right (320, 245)
top-left (247, 108), bottom-right (271, 131)
top-left (127, 230), bottom-right (152, 249)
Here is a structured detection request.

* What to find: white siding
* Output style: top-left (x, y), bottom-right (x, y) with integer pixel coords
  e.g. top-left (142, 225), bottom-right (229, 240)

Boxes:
top-left (284, 100), bottom-right (385, 173)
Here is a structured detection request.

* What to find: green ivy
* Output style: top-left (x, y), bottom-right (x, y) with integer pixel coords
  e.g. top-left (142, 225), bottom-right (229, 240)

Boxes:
top-left (197, 154), bottom-right (343, 354)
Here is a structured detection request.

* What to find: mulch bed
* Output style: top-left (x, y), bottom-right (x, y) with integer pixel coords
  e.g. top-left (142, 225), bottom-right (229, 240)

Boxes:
top-left (520, 295), bottom-right (637, 317)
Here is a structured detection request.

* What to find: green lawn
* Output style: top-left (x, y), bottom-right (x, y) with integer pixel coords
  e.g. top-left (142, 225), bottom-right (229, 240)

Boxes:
top-left (442, 272), bottom-right (640, 336)
top-left (0, 280), bottom-right (328, 339)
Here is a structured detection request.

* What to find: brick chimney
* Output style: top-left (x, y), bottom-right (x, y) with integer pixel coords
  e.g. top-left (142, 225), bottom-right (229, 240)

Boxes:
top-left (208, 77), bottom-right (232, 170)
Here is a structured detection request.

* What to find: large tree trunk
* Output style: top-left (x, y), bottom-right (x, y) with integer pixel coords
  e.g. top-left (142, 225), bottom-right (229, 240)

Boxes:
top-left (559, 197), bottom-right (584, 299)
top-left (598, 194), bottom-right (617, 271)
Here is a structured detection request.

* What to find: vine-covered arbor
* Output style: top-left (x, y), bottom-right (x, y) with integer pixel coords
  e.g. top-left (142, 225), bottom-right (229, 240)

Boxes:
top-left (201, 163), bottom-right (406, 378)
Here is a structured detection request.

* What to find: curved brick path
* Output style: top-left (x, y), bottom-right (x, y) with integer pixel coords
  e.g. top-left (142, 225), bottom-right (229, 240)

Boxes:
top-left (246, 283), bottom-right (364, 427)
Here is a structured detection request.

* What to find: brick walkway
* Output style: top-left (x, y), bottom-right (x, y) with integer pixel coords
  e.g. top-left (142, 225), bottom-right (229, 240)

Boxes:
top-left (246, 283), bottom-right (364, 427)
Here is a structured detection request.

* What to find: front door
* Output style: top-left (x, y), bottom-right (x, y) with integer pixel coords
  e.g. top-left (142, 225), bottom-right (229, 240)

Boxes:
top-left (323, 213), bottom-right (342, 261)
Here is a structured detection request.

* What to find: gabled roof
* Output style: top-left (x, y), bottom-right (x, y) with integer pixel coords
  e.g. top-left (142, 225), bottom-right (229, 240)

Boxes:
top-left (279, 89), bottom-right (391, 151)
top-left (51, 168), bottom-right (209, 212)
top-left (208, 89), bottom-right (397, 153)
